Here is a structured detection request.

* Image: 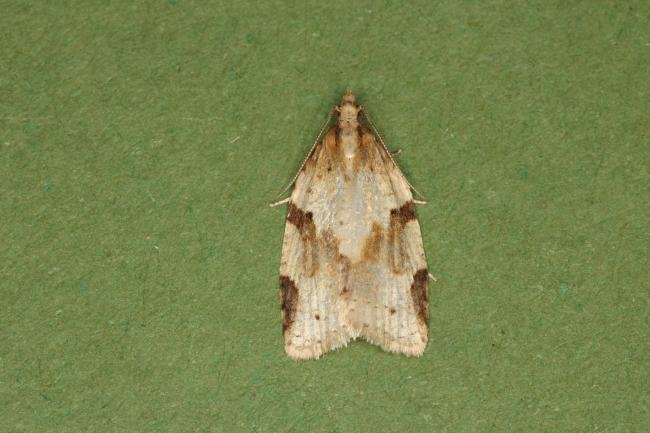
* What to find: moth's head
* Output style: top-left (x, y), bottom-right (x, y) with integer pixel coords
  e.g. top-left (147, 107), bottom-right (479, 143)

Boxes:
top-left (336, 90), bottom-right (361, 128)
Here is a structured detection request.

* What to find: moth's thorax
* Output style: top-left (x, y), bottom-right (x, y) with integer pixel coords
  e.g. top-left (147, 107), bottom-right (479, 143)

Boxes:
top-left (337, 101), bottom-right (360, 130)
top-left (336, 99), bottom-right (362, 162)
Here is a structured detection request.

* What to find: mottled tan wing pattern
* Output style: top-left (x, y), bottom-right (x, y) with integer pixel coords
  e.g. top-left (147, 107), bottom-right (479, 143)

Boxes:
top-left (279, 92), bottom-right (428, 360)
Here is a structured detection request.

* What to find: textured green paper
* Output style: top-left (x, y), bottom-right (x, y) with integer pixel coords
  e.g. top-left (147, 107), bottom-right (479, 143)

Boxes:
top-left (1, 1), bottom-right (647, 432)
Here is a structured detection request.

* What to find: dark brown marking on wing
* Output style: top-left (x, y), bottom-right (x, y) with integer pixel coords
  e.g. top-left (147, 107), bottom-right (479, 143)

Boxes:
top-left (390, 201), bottom-right (416, 227)
top-left (387, 201), bottom-right (416, 274)
top-left (362, 222), bottom-right (383, 263)
top-left (279, 275), bottom-right (299, 333)
top-left (287, 203), bottom-right (316, 240)
top-left (410, 269), bottom-right (429, 325)
top-left (286, 202), bottom-right (319, 275)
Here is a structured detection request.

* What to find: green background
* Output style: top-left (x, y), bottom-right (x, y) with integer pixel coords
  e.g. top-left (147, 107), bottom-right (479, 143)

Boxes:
top-left (1, 1), bottom-right (648, 432)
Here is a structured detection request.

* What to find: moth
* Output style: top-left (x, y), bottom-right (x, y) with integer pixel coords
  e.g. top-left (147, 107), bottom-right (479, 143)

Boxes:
top-left (274, 91), bottom-right (429, 360)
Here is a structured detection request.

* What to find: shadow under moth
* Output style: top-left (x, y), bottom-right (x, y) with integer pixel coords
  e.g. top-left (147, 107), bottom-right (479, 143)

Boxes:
top-left (273, 91), bottom-right (429, 360)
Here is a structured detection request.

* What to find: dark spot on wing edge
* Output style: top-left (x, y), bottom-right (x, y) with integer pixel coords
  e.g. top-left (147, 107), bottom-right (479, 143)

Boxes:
top-left (279, 275), bottom-right (299, 333)
top-left (287, 202), bottom-right (308, 228)
top-left (390, 201), bottom-right (416, 227)
top-left (410, 269), bottom-right (429, 325)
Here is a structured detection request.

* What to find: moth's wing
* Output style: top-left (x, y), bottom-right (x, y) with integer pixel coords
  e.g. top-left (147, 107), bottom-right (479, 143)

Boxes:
top-left (346, 129), bottom-right (429, 356)
top-left (279, 126), bottom-right (429, 359)
top-left (279, 128), bottom-right (353, 360)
